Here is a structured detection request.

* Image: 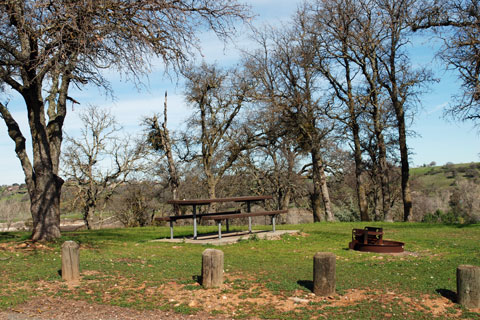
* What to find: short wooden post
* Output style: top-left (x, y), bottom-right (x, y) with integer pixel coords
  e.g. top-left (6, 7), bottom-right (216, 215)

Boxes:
top-left (61, 241), bottom-right (80, 281)
top-left (313, 252), bottom-right (335, 296)
top-left (202, 249), bottom-right (223, 288)
top-left (457, 264), bottom-right (480, 309)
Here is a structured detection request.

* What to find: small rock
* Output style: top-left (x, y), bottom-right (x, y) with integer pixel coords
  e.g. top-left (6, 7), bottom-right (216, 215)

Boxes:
top-left (188, 301), bottom-right (197, 307)
top-left (289, 297), bottom-right (309, 303)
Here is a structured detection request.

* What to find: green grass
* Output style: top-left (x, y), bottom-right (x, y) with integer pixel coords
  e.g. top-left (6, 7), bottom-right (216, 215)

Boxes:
top-left (0, 222), bottom-right (479, 319)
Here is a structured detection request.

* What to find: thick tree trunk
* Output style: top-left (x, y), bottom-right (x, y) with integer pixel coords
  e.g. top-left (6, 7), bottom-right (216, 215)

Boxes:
top-left (280, 189), bottom-right (291, 211)
top-left (206, 176), bottom-right (217, 212)
top-left (30, 172), bottom-right (63, 241)
top-left (24, 85), bottom-right (66, 241)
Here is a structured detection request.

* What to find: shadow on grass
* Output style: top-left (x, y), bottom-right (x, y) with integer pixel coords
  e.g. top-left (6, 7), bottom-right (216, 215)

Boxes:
top-left (193, 275), bottom-right (202, 285)
top-left (297, 280), bottom-right (313, 292)
top-left (436, 288), bottom-right (457, 303)
top-left (0, 231), bottom-right (30, 242)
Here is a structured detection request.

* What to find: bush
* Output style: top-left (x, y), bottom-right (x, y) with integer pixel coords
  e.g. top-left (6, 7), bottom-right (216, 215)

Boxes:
top-left (449, 180), bottom-right (480, 223)
top-left (422, 209), bottom-right (460, 224)
top-left (111, 183), bottom-right (159, 227)
top-left (422, 210), bottom-right (442, 223)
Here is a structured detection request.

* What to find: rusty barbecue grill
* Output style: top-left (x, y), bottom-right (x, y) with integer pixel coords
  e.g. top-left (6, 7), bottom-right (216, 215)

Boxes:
top-left (348, 227), bottom-right (404, 253)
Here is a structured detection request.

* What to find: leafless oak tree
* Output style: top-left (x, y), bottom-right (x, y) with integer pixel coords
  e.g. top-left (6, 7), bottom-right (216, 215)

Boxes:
top-left (244, 26), bottom-right (335, 221)
top-left (300, 0), bottom-right (371, 221)
top-left (62, 106), bottom-right (145, 229)
top-left (182, 63), bottom-right (254, 209)
top-left (0, 0), bottom-right (249, 240)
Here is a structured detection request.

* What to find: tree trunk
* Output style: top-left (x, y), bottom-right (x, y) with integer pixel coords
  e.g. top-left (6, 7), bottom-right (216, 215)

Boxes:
top-left (23, 87), bottom-right (66, 241)
top-left (82, 202), bottom-right (96, 230)
top-left (162, 92), bottom-right (180, 215)
top-left (311, 148), bottom-right (333, 222)
top-left (378, 138), bottom-right (393, 221)
top-left (397, 112), bottom-right (413, 221)
top-left (372, 90), bottom-right (392, 221)
top-left (344, 55), bottom-right (369, 222)
top-left (206, 175), bottom-right (217, 212)
top-left (352, 124), bottom-right (370, 222)
top-left (30, 172), bottom-right (63, 241)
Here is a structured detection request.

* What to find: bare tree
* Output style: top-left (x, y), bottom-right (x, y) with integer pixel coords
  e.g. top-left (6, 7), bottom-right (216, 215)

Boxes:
top-left (144, 91), bottom-right (180, 214)
top-left (182, 63), bottom-right (254, 209)
top-left (0, 0), bottom-right (249, 240)
top-left (375, 0), bottom-right (432, 221)
top-left (242, 106), bottom-right (308, 211)
top-left (62, 106), bottom-right (145, 229)
top-left (301, 0), bottom-right (371, 221)
top-left (244, 26), bottom-right (335, 221)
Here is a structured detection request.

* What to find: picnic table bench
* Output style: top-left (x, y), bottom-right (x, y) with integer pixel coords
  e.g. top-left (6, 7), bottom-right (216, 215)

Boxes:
top-left (155, 196), bottom-right (287, 239)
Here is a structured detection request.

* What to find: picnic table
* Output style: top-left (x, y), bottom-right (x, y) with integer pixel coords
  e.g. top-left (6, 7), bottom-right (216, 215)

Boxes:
top-left (155, 196), bottom-right (287, 239)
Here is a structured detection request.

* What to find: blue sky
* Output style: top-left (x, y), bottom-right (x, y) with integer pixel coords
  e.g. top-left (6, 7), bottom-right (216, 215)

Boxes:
top-left (0, 0), bottom-right (478, 185)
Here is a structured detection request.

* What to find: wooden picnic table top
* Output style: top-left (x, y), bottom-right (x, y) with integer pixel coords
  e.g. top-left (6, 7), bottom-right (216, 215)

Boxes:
top-left (167, 195), bottom-right (273, 206)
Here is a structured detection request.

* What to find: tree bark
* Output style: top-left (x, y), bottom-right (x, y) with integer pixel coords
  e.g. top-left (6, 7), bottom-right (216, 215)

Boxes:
top-left (3, 84), bottom-right (67, 241)
top-left (311, 149), bottom-right (324, 222)
top-left (344, 51), bottom-right (369, 222)
top-left (352, 121), bottom-right (370, 222)
top-left (161, 92), bottom-right (180, 214)
top-left (396, 109), bottom-right (413, 221)
top-left (311, 148), bottom-right (334, 222)
top-left (206, 174), bottom-right (218, 212)
top-left (30, 173), bottom-right (63, 241)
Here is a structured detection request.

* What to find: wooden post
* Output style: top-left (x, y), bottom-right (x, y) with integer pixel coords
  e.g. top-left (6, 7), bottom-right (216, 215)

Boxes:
top-left (62, 241), bottom-right (80, 281)
top-left (202, 249), bottom-right (223, 288)
top-left (313, 252), bottom-right (335, 296)
top-left (457, 264), bottom-right (480, 309)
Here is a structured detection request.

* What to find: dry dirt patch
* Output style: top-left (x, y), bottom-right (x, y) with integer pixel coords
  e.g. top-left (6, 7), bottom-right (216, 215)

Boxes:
top-left (1, 271), bottom-right (470, 320)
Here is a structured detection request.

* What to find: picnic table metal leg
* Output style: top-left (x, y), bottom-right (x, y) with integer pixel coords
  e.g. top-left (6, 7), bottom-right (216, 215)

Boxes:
top-left (272, 216), bottom-right (276, 232)
top-left (247, 201), bottom-right (252, 233)
top-left (226, 219), bottom-right (230, 232)
top-left (193, 204), bottom-right (197, 240)
top-left (170, 221), bottom-right (174, 239)
top-left (218, 221), bottom-right (222, 239)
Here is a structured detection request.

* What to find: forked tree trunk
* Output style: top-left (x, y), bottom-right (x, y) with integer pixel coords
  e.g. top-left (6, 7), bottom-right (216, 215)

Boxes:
top-left (1, 82), bottom-right (68, 241)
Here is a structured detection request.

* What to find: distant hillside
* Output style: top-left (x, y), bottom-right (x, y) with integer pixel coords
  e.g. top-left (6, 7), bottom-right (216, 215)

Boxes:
top-left (411, 162), bottom-right (480, 191)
